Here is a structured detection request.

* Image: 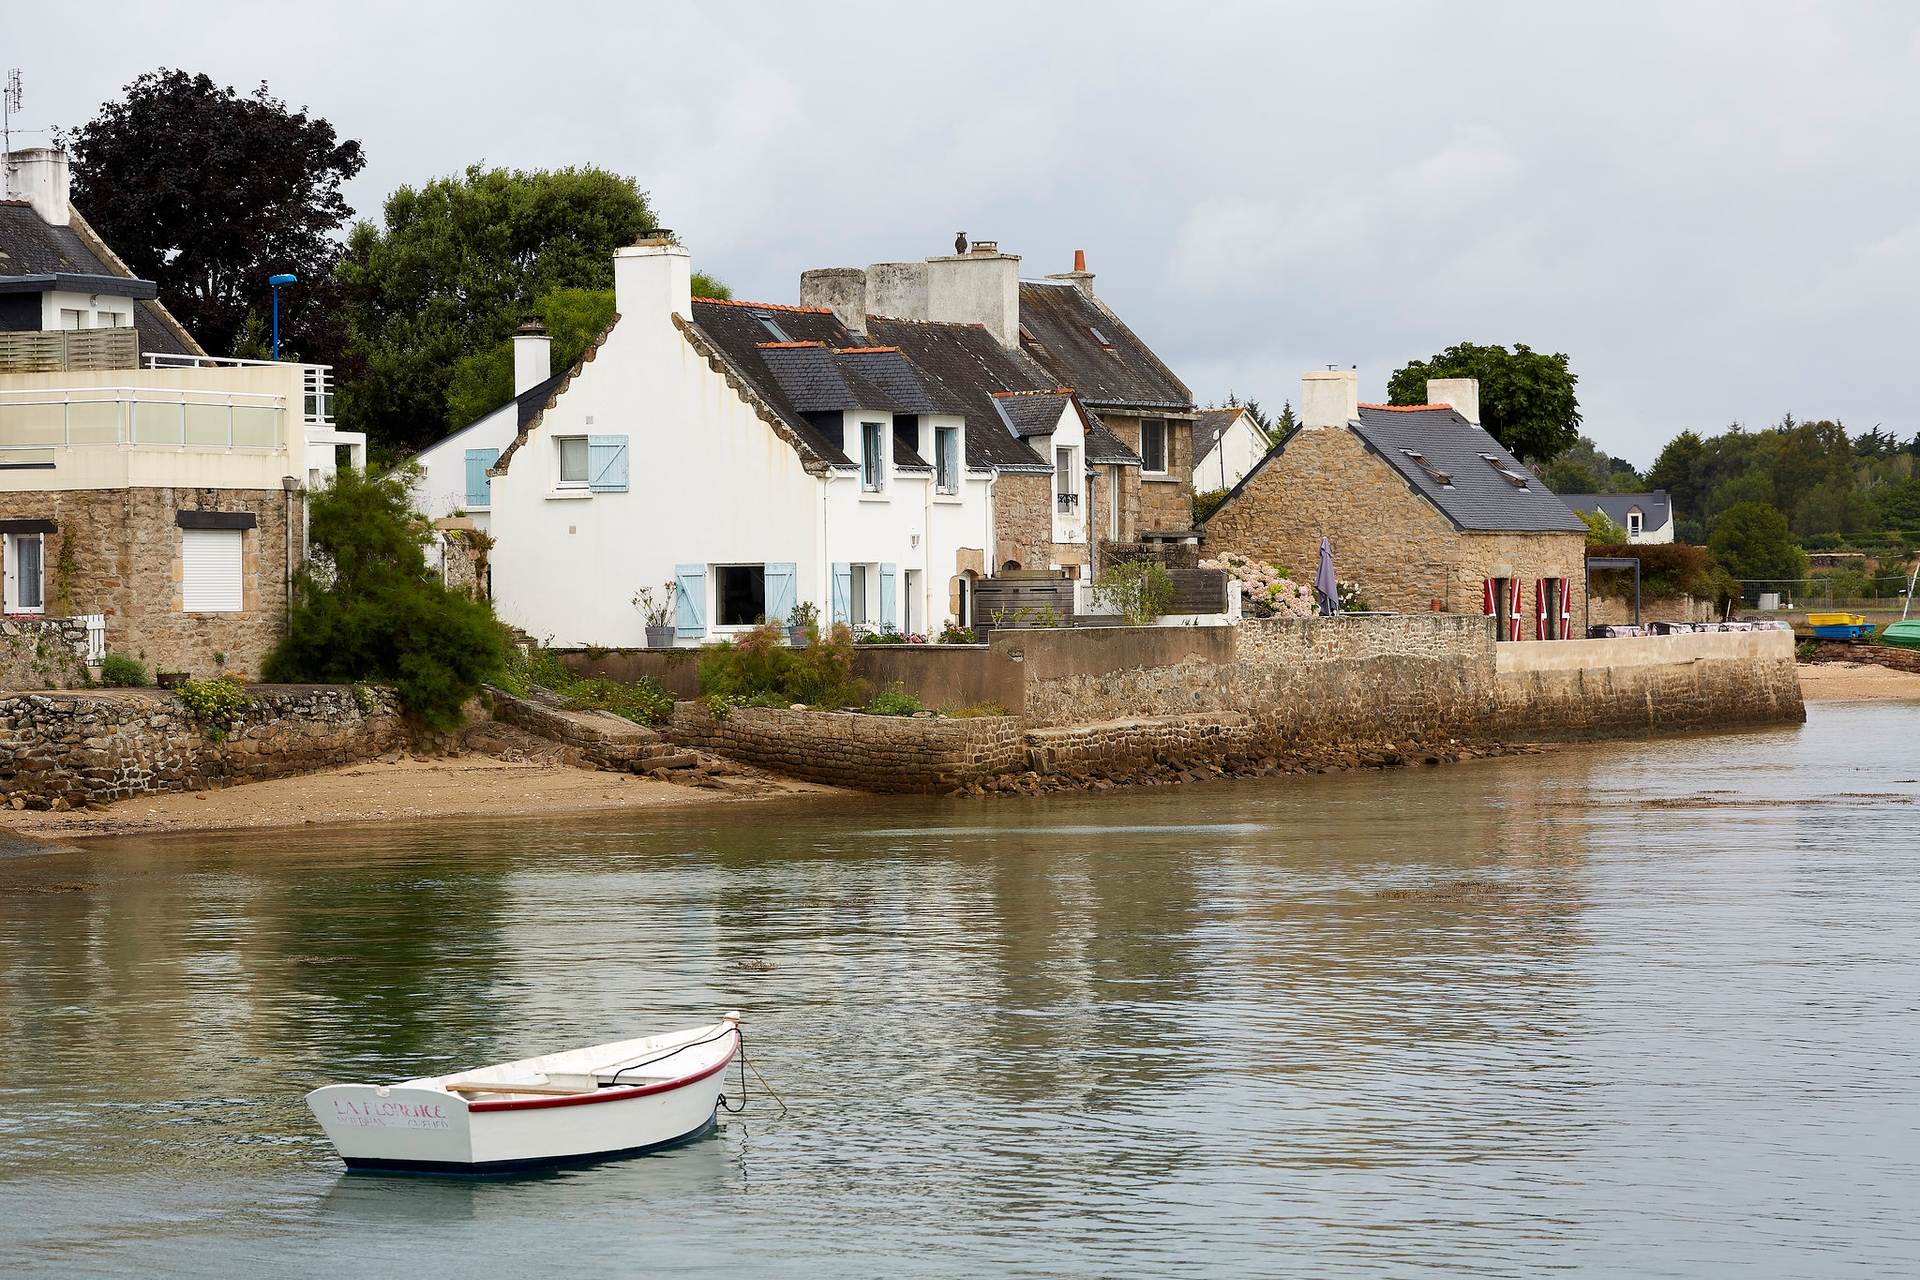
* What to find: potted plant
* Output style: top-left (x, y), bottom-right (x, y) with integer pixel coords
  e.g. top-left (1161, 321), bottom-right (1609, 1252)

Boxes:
top-left (634, 581), bottom-right (677, 648)
top-left (787, 600), bottom-right (819, 648)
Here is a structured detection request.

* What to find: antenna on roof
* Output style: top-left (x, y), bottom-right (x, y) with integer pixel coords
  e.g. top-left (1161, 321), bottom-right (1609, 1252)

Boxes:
top-left (2, 70), bottom-right (21, 179)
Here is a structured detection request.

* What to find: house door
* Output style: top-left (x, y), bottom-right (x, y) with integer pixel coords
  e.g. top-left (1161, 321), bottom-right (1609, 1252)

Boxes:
top-left (1486, 577), bottom-right (1513, 640)
top-left (903, 569), bottom-right (920, 635)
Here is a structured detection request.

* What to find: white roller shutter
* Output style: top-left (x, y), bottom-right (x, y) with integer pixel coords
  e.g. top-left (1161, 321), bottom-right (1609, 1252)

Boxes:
top-left (182, 528), bottom-right (244, 612)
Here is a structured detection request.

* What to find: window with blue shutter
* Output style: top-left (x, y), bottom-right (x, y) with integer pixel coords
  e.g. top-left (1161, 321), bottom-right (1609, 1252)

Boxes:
top-left (674, 564), bottom-right (706, 638)
top-left (765, 563), bottom-right (798, 628)
top-left (588, 435), bottom-right (629, 493)
top-left (879, 563), bottom-right (897, 632)
top-left (464, 448), bottom-right (498, 508)
top-left (831, 563), bottom-right (852, 625)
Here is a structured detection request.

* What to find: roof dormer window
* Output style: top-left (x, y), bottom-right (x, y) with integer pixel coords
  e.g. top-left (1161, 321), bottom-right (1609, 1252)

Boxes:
top-left (753, 310), bottom-right (792, 343)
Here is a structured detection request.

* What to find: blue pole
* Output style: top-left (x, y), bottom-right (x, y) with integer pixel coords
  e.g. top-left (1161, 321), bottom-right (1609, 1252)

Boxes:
top-left (267, 274), bottom-right (298, 361)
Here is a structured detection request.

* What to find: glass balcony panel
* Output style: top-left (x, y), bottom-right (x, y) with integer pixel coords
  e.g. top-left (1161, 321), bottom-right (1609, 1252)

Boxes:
top-left (0, 401), bottom-right (67, 445)
top-left (230, 405), bottom-right (279, 448)
top-left (184, 402), bottom-right (230, 446)
top-left (66, 399), bottom-right (122, 444)
top-left (134, 401), bottom-right (184, 445)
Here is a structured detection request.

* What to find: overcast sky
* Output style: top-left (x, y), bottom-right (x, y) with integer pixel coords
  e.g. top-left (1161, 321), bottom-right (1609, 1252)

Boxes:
top-left (12, 1), bottom-right (1919, 466)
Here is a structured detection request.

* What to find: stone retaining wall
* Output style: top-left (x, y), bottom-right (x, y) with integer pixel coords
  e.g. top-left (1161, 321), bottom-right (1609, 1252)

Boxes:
top-left (486, 687), bottom-right (668, 770)
top-left (0, 617), bottom-right (93, 691)
top-left (667, 703), bottom-right (1024, 793)
top-left (0, 684), bottom-right (405, 808)
top-left (1023, 711), bottom-right (1259, 775)
top-left (1494, 631), bottom-right (1803, 738)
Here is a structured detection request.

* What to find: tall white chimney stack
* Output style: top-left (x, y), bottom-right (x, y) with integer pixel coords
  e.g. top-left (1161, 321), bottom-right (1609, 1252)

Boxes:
top-left (4, 148), bottom-right (70, 227)
top-left (612, 232), bottom-right (692, 337)
top-left (1301, 369), bottom-right (1360, 429)
top-left (512, 319), bottom-right (552, 396)
top-left (1426, 378), bottom-right (1480, 426)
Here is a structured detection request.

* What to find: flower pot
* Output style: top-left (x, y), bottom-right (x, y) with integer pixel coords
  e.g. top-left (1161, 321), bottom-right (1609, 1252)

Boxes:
top-left (787, 625), bottom-right (810, 648)
top-left (645, 625), bottom-right (675, 648)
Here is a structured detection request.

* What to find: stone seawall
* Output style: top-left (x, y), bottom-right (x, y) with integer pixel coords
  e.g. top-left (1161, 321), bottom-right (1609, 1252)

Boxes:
top-left (0, 685), bottom-right (405, 808)
top-left (667, 703), bottom-right (1025, 793)
top-left (1495, 631), bottom-right (1803, 737)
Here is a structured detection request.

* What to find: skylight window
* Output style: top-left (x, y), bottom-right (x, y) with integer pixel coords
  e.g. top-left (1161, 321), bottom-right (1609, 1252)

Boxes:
top-left (1480, 454), bottom-right (1532, 489)
top-left (1086, 325), bottom-right (1114, 349)
top-left (1018, 323), bottom-right (1039, 345)
top-left (753, 310), bottom-right (792, 343)
top-left (1402, 449), bottom-right (1454, 487)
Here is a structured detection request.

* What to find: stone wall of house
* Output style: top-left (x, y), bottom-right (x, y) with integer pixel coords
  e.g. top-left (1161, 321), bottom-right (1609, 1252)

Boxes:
top-left (1102, 414), bottom-right (1193, 533)
top-left (995, 473), bottom-right (1054, 572)
top-left (666, 702), bottom-right (1025, 793)
top-left (1200, 426), bottom-right (1585, 624)
top-left (0, 684), bottom-right (403, 808)
top-left (0, 617), bottom-right (93, 690)
top-left (0, 486), bottom-right (299, 681)
top-left (1588, 593), bottom-right (1718, 626)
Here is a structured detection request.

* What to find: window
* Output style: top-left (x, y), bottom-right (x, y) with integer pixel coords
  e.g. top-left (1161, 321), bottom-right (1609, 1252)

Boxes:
top-left (716, 565), bottom-right (767, 626)
top-left (1141, 419), bottom-right (1168, 474)
top-left (936, 427), bottom-right (959, 494)
top-left (850, 564), bottom-right (869, 624)
top-left (59, 309), bottom-right (84, 330)
top-left (557, 436), bottom-right (589, 486)
top-left (1056, 446), bottom-right (1079, 513)
top-left (1401, 449), bottom-right (1454, 488)
top-left (753, 310), bottom-right (792, 343)
top-left (182, 528), bottom-right (244, 612)
top-left (1479, 454), bottom-right (1531, 490)
top-left (1087, 325), bottom-right (1114, 349)
top-left (861, 422), bottom-right (885, 491)
top-left (5, 533), bottom-right (43, 613)
top-left (1627, 508), bottom-right (1643, 538)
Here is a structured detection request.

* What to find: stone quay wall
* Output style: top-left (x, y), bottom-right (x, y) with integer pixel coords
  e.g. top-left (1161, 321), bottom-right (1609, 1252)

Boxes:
top-left (0, 684), bottom-right (405, 808)
top-left (487, 687), bottom-right (668, 771)
top-left (1494, 630), bottom-right (1803, 738)
top-left (666, 703), bottom-right (1025, 793)
top-left (0, 617), bottom-right (94, 691)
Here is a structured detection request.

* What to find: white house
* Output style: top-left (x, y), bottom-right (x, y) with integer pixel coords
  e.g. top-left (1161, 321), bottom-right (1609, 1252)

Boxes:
top-left (1559, 491), bottom-right (1675, 543)
top-left (414, 319), bottom-right (561, 535)
top-left (1191, 405), bottom-right (1269, 493)
top-left (486, 237), bottom-right (999, 647)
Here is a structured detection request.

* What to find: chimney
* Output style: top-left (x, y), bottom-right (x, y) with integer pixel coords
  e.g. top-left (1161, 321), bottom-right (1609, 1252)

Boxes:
top-left (1426, 378), bottom-right (1480, 426)
top-left (926, 241), bottom-right (1021, 347)
top-left (4, 148), bottom-right (70, 227)
top-left (1045, 249), bottom-right (1096, 298)
top-left (800, 267), bottom-right (868, 333)
top-left (513, 318), bottom-right (551, 396)
top-left (612, 232), bottom-right (691, 338)
top-left (1301, 369), bottom-right (1360, 429)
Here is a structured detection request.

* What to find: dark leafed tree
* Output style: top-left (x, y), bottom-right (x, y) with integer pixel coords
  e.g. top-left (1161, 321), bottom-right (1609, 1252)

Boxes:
top-left (334, 165), bottom-right (667, 453)
top-left (1387, 341), bottom-right (1581, 463)
top-left (60, 70), bottom-right (365, 360)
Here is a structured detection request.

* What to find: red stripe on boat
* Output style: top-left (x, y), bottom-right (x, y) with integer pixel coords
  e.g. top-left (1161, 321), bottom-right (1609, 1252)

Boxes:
top-left (467, 1035), bottom-right (737, 1112)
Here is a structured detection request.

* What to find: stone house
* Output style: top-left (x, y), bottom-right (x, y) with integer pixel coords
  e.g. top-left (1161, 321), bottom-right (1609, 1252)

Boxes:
top-left (0, 148), bottom-right (362, 683)
top-left (1201, 371), bottom-right (1590, 638)
top-left (1559, 490), bottom-right (1675, 544)
top-left (801, 241), bottom-right (1198, 552)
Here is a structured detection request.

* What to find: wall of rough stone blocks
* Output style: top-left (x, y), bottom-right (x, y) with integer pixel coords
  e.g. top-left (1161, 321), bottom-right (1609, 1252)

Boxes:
top-left (0, 684), bottom-right (403, 807)
top-left (994, 473), bottom-right (1054, 572)
top-left (0, 486), bottom-right (299, 681)
top-left (666, 702), bottom-right (1025, 793)
top-left (0, 617), bottom-right (92, 690)
top-left (1200, 426), bottom-right (1585, 624)
top-left (1494, 631), bottom-right (1803, 738)
top-left (1588, 593), bottom-right (1718, 625)
top-left (1101, 414), bottom-right (1193, 533)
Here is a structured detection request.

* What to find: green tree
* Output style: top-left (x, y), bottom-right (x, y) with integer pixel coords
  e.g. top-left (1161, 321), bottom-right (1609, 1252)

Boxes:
top-left (61, 69), bottom-right (365, 360)
top-left (1646, 429), bottom-right (1709, 521)
top-left (1578, 508), bottom-right (1629, 545)
top-left (1708, 501), bottom-right (1810, 583)
top-left (334, 165), bottom-right (657, 454)
top-left (1387, 341), bottom-right (1580, 462)
top-left (1873, 476), bottom-right (1920, 528)
top-left (264, 464), bottom-right (504, 729)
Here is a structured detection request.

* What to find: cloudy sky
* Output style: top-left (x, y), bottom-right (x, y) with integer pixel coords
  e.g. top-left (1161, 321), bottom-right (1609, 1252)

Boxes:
top-left (12, 1), bottom-right (1919, 466)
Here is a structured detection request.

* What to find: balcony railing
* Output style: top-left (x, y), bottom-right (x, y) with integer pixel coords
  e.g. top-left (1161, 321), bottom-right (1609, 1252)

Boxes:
top-left (143, 353), bottom-right (333, 428)
top-left (0, 387), bottom-right (285, 452)
top-left (1056, 491), bottom-right (1080, 514)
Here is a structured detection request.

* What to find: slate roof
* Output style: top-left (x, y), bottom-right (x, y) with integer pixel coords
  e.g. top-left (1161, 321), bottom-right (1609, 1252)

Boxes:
top-left (0, 201), bottom-right (196, 356)
top-left (836, 347), bottom-right (971, 416)
top-left (1348, 406), bottom-right (1589, 534)
top-left (992, 388), bottom-right (1074, 438)
top-left (757, 343), bottom-right (904, 414)
top-left (863, 317), bottom-right (1061, 472)
top-left (1084, 417), bottom-right (1142, 466)
top-left (1193, 406), bottom-right (1244, 463)
top-left (1558, 491), bottom-right (1672, 531)
top-left (688, 299), bottom-right (863, 465)
top-left (1015, 280), bottom-right (1192, 414)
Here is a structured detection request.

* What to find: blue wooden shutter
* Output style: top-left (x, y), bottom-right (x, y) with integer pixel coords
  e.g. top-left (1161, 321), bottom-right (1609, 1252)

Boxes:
top-left (765, 563), bottom-right (798, 627)
top-left (674, 564), bottom-right (706, 638)
top-left (831, 563), bottom-right (852, 625)
top-left (588, 435), bottom-right (629, 492)
top-left (879, 563), bottom-right (897, 632)
top-left (464, 448), bottom-right (498, 507)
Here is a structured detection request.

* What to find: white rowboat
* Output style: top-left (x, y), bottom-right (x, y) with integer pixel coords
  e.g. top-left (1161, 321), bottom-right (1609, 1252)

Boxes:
top-left (306, 1013), bottom-right (741, 1175)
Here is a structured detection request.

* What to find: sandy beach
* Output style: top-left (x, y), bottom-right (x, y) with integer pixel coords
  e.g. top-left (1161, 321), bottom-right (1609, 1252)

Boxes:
top-left (1797, 661), bottom-right (1920, 702)
top-left (1, 753), bottom-right (837, 841)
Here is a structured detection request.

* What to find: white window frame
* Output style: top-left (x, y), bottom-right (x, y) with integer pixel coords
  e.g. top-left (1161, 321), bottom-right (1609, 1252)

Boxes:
top-left (935, 426), bottom-right (959, 495)
top-left (1055, 445), bottom-right (1080, 514)
top-left (860, 422), bottom-right (885, 493)
top-left (1627, 509), bottom-right (1643, 538)
top-left (850, 564), bottom-right (870, 625)
top-left (5, 533), bottom-right (45, 615)
top-left (1141, 419), bottom-right (1168, 475)
top-left (555, 435), bottom-right (590, 488)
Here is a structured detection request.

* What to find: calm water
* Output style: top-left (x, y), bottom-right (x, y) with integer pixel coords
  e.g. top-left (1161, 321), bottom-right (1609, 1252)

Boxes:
top-left (2, 702), bottom-right (1917, 1277)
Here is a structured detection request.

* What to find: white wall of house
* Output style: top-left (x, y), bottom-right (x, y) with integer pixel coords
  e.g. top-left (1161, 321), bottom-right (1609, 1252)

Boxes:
top-left (488, 241), bottom-right (994, 648)
top-left (1038, 401), bottom-right (1087, 551)
top-left (44, 290), bottom-right (138, 330)
top-left (1195, 413), bottom-right (1268, 492)
top-left (413, 401), bottom-right (518, 535)
top-left (1623, 504), bottom-right (1674, 544)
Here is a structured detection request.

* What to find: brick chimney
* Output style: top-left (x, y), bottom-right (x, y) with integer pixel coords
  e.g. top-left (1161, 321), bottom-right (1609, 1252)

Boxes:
top-left (1426, 378), bottom-right (1480, 426)
top-left (1301, 369), bottom-right (1359, 429)
top-left (513, 318), bottom-right (551, 396)
top-left (3, 148), bottom-right (70, 227)
top-left (1046, 248), bottom-right (1096, 298)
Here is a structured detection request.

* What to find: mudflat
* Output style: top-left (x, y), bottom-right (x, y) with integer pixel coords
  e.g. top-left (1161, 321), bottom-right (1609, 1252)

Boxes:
top-left (1, 754), bottom-right (837, 840)
top-left (1798, 661), bottom-right (1920, 701)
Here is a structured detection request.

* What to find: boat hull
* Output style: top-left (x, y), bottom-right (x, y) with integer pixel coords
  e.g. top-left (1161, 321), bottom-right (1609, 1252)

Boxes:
top-left (307, 1021), bottom-right (739, 1176)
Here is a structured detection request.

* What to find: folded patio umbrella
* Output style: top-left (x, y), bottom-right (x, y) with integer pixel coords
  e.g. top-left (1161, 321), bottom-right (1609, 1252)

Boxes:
top-left (1315, 537), bottom-right (1337, 616)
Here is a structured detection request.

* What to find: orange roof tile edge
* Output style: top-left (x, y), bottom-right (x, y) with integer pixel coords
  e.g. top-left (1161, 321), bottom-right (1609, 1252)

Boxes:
top-left (755, 341), bottom-right (826, 349)
top-left (696, 297), bottom-right (835, 314)
top-left (833, 346), bottom-right (900, 355)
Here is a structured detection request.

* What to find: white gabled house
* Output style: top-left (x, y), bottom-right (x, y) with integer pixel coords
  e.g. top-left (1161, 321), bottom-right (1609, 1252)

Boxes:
top-left (485, 236), bottom-right (998, 647)
top-left (414, 320), bottom-right (563, 536)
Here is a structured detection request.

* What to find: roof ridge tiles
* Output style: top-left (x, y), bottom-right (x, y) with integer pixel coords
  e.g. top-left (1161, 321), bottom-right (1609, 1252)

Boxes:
top-left (991, 387), bottom-right (1074, 398)
top-left (695, 297), bottom-right (834, 314)
top-left (833, 346), bottom-right (900, 354)
top-left (1358, 403), bottom-right (1451, 412)
top-left (755, 340), bottom-right (826, 349)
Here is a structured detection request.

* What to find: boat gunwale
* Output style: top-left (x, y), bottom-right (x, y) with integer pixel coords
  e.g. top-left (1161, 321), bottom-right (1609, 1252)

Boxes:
top-left (464, 1030), bottom-right (737, 1113)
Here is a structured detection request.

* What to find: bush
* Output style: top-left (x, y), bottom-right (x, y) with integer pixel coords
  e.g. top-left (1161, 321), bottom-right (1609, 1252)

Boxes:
top-left (938, 620), bottom-right (976, 644)
top-left (865, 683), bottom-right (920, 716)
top-left (1587, 541), bottom-right (1739, 606)
top-left (939, 700), bottom-right (1009, 718)
top-left (264, 464), bottom-right (505, 730)
top-left (1193, 488), bottom-right (1229, 524)
top-left (99, 653), bottom-right (149, 687)
top-left (559, 676), bottom-right (676, 727)
top-left (175, 675), bottom-right (252, 739)
top-left (698, 621), bottom-right (866, 708)
top-left (1092, 560), bottom-right (1175, 624)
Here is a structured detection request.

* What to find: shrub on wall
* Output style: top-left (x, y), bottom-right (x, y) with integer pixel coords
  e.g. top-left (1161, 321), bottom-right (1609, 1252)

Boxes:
top-left (1586, 541), bottom-right (1738, 607)
top-left (100, 654), bottom-right (150, 687)
top-left (698, 622), bottom-right (866, 708)
top-left (1091, 560), bottom-right (1175, 625)
top-left (263, 463), bottom-right (504, 730)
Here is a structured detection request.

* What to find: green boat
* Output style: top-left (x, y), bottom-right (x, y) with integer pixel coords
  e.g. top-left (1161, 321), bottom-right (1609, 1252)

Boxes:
top-left (1883, 620), bottom-right (1920, 650)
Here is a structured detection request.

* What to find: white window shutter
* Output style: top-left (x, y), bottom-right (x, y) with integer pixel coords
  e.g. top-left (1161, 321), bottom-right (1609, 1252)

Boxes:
top-left (183, 529), bottom-right (244, 612)
top-left (588, 435), bottom-right (629, 492)
top-left (674, 564), bottom-right (706, 638)
top-left (764, 563), bottom-right (798, 627)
